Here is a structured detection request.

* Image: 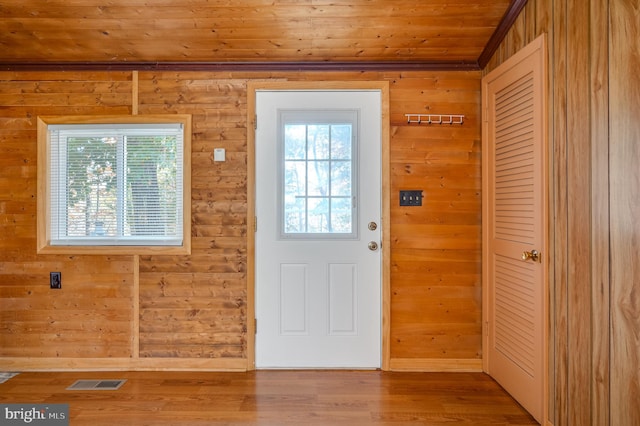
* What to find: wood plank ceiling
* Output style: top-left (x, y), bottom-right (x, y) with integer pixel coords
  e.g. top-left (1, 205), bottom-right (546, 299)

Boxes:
top-left (0, 0), bottom-right (521, 70)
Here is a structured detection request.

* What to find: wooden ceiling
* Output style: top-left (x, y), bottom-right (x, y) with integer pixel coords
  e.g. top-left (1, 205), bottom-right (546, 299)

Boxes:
top-left (0, 0), bottom-right (523, 70)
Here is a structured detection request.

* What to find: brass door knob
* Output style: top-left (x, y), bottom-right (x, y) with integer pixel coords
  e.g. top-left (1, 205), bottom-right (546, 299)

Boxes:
top-left (522, 249), bottom-right (541, 262)
top-left (368, 241), bottom-right (379, 251)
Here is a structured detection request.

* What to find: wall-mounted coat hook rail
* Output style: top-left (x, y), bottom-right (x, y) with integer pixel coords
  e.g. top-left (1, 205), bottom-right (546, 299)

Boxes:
top-left (405, 114), bottom-right (464, 125)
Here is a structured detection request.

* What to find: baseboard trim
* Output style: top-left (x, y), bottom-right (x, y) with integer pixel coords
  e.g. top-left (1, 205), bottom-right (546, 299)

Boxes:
top-left (2, 357), bottom-right (483, 373)
top-left (389, 358), bottom-right (483, 372)
top-left (0, 357), bottom-right (247, 372)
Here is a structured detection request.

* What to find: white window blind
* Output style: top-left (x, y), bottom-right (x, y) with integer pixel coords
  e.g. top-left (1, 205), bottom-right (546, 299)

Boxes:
top-left (48, 123), bottom-right (184, 246)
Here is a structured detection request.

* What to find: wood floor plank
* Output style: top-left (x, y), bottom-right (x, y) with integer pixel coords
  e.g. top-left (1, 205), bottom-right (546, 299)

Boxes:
top-left (0, 371), bottom-right (537, 425)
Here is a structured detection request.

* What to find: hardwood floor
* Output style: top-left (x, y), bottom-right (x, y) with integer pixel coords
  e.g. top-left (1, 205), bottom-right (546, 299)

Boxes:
top-left (0, 371), bottom-right (537, 425)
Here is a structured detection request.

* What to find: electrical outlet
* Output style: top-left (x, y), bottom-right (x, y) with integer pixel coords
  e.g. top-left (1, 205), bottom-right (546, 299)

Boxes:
top-left (50, 272), bottom-right (61, 289)
top-left (399, 190), bottom-right (424, 206)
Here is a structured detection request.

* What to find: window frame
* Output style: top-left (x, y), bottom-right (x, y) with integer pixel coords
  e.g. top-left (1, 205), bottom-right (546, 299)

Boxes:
top-left (37, 114), bottom-right (192, 255)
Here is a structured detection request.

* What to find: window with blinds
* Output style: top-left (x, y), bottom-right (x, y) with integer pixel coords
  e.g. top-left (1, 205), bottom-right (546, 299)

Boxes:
top-left (37, 116), bottom-right (191, 254)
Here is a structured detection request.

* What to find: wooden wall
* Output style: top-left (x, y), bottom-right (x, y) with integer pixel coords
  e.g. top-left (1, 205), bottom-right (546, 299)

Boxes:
top-left (483, 0), bottom-right (640, 425)
top-left (136, 74), bottom-right (249, 360)
top-left (0, 70), bottom-right (482, 370)
top-left (388, 74), bottom-right (482, 369)
top-left (0, 72), bottom-right (135, 360)
top-left (609, 3), bottom-right (640, 425)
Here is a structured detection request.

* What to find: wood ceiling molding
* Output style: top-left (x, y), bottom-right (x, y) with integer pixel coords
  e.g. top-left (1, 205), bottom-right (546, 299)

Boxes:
top-left (0, 60), bottom-right (480, 72)
top-left (478, 0), bottom-right (530, 68)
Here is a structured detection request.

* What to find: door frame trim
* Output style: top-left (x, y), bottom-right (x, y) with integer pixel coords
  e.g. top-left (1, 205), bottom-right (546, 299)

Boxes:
top-left (246, 81), bottom-right (391, 370)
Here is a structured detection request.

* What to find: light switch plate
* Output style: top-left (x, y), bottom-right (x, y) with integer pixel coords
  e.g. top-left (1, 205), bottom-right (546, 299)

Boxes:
top-left (50, 272), bottom-right (61, 289)
top-left (214, 148), bottom-right (226, 162)
top-left (399, 190), bottom-right (423, 206)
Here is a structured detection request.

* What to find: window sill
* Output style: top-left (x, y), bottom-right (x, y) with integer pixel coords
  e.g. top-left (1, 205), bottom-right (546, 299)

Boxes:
top-left (36, 241), bottom-right (191, 256)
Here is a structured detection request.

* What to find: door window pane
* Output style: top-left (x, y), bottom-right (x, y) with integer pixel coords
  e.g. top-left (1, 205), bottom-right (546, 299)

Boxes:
top-left (330, 125), bottom-right (352, 159)
top-left (284, 124), bottom-right (306, 160)
top-left (307, 125), bottom-right (330, 159)
top-left (307, 197), bottom-right (330, 233)
top-left (307, 160), bottom-right (329, 196)
top-left (330, 197), bottom-right (353, 233)
top-left (331, 161), bottom-right (351, 196)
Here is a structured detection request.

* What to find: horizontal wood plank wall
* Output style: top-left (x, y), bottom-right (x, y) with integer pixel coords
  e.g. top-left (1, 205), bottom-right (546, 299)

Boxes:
top-left (0, 72), bottom-right (135, 359)
top-left (136, 73), bottom-right (249, 359)
top-left (386, 72), bottom-right (482, 369)
top-left (0, 69), bottom-right (482, 372)
top-left (482, 0), bottom-right (640, 425)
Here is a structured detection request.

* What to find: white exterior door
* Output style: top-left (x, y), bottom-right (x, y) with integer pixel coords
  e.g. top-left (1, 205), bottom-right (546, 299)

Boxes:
top-left (255, 90), bottom-right (382, 368)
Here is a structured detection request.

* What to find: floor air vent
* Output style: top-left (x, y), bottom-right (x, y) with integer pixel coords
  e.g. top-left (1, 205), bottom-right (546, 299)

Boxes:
top-left (67, 379), bottom-right (126, 390)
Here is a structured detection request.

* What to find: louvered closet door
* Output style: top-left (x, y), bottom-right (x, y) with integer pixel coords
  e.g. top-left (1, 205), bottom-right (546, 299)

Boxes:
top-left (482, 35), bottom-right (547, 424)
